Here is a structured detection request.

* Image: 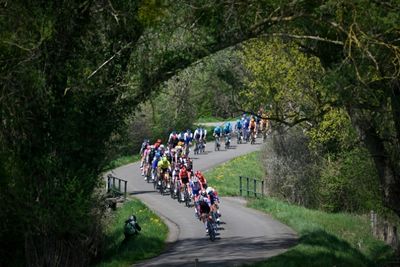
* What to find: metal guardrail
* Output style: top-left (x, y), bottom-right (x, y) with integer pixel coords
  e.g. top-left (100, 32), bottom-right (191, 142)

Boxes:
top-left (239, 176), bottom-right (264, 197)
top-left (107, 173), bottom-right (127, 198)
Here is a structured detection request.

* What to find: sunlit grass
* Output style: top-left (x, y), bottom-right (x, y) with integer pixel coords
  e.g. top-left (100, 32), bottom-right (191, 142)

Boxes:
top-left (247, 198), bottom-right (393, 267)
top-left (94, 198), bottom-right (168, 267)
top-left (204, 151), bottom-right (264, 196)
top-left (204, 151), bottom-right (394, 267)
top-left (103, 154), bottom-right (141, 171)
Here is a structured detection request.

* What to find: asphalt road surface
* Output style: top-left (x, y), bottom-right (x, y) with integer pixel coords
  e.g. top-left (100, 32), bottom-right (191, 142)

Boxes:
top-left (110, 138), bottom-right (297, 267)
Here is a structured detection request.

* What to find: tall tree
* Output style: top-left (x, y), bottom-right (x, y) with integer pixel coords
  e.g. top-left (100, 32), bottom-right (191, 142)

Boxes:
top-left (0, 1), bottom-right (145, 265)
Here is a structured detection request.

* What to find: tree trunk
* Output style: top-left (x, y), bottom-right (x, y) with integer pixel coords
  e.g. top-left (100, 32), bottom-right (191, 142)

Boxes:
top-left (348, 108), bottom-right (400, 218)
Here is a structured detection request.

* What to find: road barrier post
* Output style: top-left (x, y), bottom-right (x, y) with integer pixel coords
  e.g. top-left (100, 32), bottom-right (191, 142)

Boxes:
top-left (246, 177), bottom-right (249, 197)
top-left (124, 180), bottom-right (127, 199)
top-left (239, 176), bottom-right (243, 196)
top-left (254, 179), bottom-right (257, 197)
top-left (261, 180), bottom-right (264, 196)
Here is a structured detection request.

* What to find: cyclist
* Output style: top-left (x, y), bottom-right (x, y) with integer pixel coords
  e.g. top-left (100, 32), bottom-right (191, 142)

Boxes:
top-left (179, 165), bottom-right (191, 201)
top-left (139, 139), bottom-right (149, 169)
top-left (193, 127), bottom-right (206, 153)
top-left (223, 122), bottom-right (232, 148)
top-left (154, 139), bottom-right (162, 149)
top-left (206, 187), bottom-right (221, 224)
top-left (159, 144), bottom-right (166, 156)
top-left (249, 117), bottom-right (257, 142)
top-left (198, 192), bottom-right (212, 233)
top-left (183, 129), bottom-right (193, 156)
top-left (200, 127), bottom-right (207, 142)
top-left (142, 145), bottom-right (151, 177)
top-left (168, 131), bottom-right (179, 149)
top-left (158, 156), bottom-right (171, 188)
top-left (235, 119), bottom-right (243, 143)
top-left (195, 170), bottom-right (207, 190)
top-left (213, 126), bottom-right (222, 149)
top-left (151, 152), bottom-right (161, 181)
top-left (178, 131), bottom-right (185, 143)
top-left (190, 175), bottom-right (202, 201)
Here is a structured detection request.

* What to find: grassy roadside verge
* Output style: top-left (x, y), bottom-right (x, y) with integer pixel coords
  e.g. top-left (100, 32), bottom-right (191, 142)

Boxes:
top-left (195, 116), bottom-right (239, 123)
top-left (103, 154), bottom-right (141, 171)
top-left (204, 151), bottom-right (394, 267)
top-left (94, 198), bottom-right (168, 267)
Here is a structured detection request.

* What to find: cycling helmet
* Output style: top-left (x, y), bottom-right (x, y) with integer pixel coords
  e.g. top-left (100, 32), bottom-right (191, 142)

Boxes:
top-left (160, 144), bottom-right (165, 149)
top-left (201, 190), bottom-right (207, 197)
top-left (206, 187), bottom-right (214, 194)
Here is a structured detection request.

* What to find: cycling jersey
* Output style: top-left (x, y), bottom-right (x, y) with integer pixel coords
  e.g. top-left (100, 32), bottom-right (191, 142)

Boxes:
top-left (250, 120), bottom-right (256, 129)
top-left (184, 132), bottom-right (193, 144)
top-left (214, 127), bottom-right (222, 136)
top-left (199, 198), bottom-right (211, 214)
top-left (152, 157), bottom-right (160, 169)
top-left (190, 179), bottom-right (202, 196)
top-left (158, 159), bottom-right (170, 170)
top-left (179, 168), bottom-right (189, 184)
top-left (235, 120), bottom-right (242, 130)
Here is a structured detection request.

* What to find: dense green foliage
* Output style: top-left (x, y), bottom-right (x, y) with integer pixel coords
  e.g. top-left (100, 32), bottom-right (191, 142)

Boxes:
top-left (0, 1), bottom-right (146, 265)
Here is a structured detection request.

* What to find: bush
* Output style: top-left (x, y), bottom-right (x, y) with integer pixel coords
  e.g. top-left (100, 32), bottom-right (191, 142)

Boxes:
top-left (318, 148), bottom-right (382, 213)
top-left (261, 126), bottom-right (319, 207)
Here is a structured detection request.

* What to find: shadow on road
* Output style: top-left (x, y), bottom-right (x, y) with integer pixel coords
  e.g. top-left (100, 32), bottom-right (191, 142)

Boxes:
top-left (130, 190), bottom-right (159, 196)
top-left (135, 235), bottom-right (297, 267)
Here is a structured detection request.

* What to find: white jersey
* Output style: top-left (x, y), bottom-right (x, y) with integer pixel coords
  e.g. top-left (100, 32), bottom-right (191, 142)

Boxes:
top-left (194, 128), bottom-right (207, 140)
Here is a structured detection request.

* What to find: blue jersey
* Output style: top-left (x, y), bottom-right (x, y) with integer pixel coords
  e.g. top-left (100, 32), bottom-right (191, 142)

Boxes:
top-left (236, 120), bottom-right (242, 130)
top-left (243, 118), bottom-right (250, 128)
top-left (223, 123), bottom-right (231, 134)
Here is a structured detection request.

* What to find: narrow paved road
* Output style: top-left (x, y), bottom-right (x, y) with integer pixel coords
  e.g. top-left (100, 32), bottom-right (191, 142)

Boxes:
top-left (110, 139), bottom-right (297, 267)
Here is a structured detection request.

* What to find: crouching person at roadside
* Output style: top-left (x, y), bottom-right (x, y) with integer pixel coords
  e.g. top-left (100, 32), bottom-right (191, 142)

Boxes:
top-left (124, 215), bottom-right (142, 239)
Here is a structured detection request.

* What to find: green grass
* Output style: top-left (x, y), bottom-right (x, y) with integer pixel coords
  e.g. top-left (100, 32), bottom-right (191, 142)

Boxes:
top-left (204, 151), bottom-right (264, 196)
top-left (195, 116), bottom-right (237, 123)
top-left (94, 198), bottom-right (168, 267)
top-left (247, 198), bottom-right (393, 267)
top-left (203, 151), bottom-right (395, 267)
top-left (103, 154), bottom-right (141, 171)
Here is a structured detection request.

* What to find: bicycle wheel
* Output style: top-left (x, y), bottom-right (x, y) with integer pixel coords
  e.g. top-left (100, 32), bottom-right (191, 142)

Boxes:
top-left (184, 189), bottom-right (190, 207)
top-left (207, 220), bottom-right (216, 241)
top-left (153, 175), bottom-right (158, 190)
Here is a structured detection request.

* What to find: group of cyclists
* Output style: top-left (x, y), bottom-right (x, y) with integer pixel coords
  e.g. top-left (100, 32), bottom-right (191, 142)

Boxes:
top-left (138, 110), bottom-right (270, 240)
top-left (213, 110), bottom-right (270, 150)
top-left (139, 129), bottom-right (221, 239)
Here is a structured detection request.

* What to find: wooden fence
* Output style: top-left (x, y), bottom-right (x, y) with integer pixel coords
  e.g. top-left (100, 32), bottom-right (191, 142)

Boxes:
top-left (107, 173), bottom-right (127, 198)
